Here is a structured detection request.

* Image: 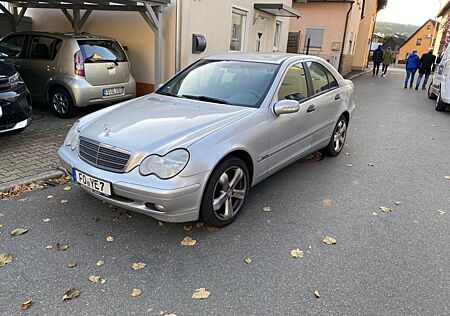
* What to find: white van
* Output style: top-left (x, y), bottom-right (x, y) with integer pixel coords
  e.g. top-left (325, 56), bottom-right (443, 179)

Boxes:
top-left (428, 46), bottom-right (450, 111)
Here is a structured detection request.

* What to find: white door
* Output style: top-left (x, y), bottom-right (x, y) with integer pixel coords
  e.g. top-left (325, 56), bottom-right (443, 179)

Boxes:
top-left (254, 18), bottom-right (268, 52)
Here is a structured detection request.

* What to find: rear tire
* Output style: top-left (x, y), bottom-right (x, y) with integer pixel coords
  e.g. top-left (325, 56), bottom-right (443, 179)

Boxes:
top-left (428, 83), bottom-right (437, 100)
top-left (200, 157), bottom-right (250, 227)
top-left (436, 89), bottom-right (447, 112)
top-left (49, 87), bottom-right (77, 119)
top-left (321, 115), bottom-right (348, 157)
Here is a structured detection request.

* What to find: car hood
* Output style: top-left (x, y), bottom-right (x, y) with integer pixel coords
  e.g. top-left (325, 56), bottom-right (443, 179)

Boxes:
top-left (79, 94), bottom-right (255, 154)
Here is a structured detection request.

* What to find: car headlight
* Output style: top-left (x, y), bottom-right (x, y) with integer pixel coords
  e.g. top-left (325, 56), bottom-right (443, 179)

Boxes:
top-left (64, 120), bottom-right (80, 151)
top-left (139, 149), bottom-right (190, 179)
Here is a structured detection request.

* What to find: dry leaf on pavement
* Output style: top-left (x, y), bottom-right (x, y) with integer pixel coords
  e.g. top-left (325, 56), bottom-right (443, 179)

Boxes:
top-left (192, 288), bottom-right (210, 300)
top-left (437, 210), bottom-right (446, 215)
top-left (181, 236), bottom-right (197, 246)
top-left (323, 236), bottom-right (337, 245)
top-left (372, 212), bottom-right (378, 216)
top-left (106, 236), bottom-right (114, 242)
top-left (45, 245), bottom-right (53, 249)
top-left (131, 288), bottom-right (142, 297)
top-left (56, 243), bottom-right (70, 251)
top-left (314, 290), bottom-right (321, 298)
top-left (43, 218), bottom-right (51, 223)
top-left (368, 163), bottom-right (375, 167)
top-left (290, 248), bottom-right (304, 258)
top-left (379, 206), bottom-right (393, 213)
top-left (395, 201), bottom-right (402, 206)
top-left (10, 227), bottom-right (28, 236)
top-left (62, 288), bottom-right (80, 301)
top-left (88, 275), bottom-right (106, 284)
top-left (0, 224), bottom-right (3, 228)
top-left (262, 206), bottom-right (271, 212)
top-left (322, 199), bottom-right (332, 206)
top-left (160, 311), bottom-right (177, 316)
top-left (158, 221), bottom-right (164, 227)
top-left (183, 225), bottom-right (193, 232)
top-left (444, 176), bottom-right (450, 180)
top-left (207, 226), bottom-right (219, 232)
top-left (132, 262), bottom-right (147, 270)
top-left (244, 257), bottom-right (252, 264)
top-left (96, 260), bottom-right (104, 267)
top-left (60, 199), bottom-right (68, 204)
top-left (46, 195), bottom-right (54, 199)
top-left (68, 261), bottom-right (77, 268)
top-left (196, 222), bottom-right (204, 228)
top-left (63, 186), bottom-right (71, 191)
top-left (345, 164), bottom-right (353, 167)
top-left (21, 300), bottom-right (33, 310)
top-left (0, 252), bottom-right (13, 267)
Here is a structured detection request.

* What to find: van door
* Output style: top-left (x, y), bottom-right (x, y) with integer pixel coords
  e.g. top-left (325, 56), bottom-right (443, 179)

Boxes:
top-left (77, 40), bottom-right (129, 86)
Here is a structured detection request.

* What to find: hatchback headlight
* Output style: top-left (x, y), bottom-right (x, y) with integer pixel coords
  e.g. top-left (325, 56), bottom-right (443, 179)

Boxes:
top-left (64, 120), bottom-right (80, 151)
top-left (139, 149), bottom-right (189, 179)
top-left (8, 72), bottom-right (22, 88)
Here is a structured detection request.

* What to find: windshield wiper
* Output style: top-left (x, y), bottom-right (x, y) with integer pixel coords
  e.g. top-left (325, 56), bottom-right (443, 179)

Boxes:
top-left (157, 91), bottom-right (180, 97)
top-left (181, 94), bottom-right (230, 105)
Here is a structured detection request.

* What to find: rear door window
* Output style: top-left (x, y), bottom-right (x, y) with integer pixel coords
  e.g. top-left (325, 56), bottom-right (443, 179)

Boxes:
top-left (29, 36), bottom-right (62, 60)
top-left (306, 61), bottom-right (331, 95)
top-left (0, 35), bottom-right (27, 58)
top-left (78, 40), bottom-right (127, 63)
top-left (326, 70), bottom-right (339, 89)
top-left (278, 63), bottom-right (309, 102)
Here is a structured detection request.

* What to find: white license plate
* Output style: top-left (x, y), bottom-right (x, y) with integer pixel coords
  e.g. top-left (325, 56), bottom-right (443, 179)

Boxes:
top-left (103, 87), bottom-right (124, 97)
top-left (73, 169), bottom-right (111, 196)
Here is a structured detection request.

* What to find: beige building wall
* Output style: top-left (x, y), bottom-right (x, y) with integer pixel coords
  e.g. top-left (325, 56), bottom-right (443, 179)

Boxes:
top-left (352, 0), bottom-right (378, 70)
top-left (27, 0), bottom-right (293, 95)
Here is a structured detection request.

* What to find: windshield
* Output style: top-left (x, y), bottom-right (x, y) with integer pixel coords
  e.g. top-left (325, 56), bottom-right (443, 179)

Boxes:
top-left (157, 60), bottom-right (279, 108)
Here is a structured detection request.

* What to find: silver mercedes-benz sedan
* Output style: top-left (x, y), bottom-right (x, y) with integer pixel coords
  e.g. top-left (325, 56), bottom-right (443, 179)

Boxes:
top-left (58, 53), bottom-right (355, 227)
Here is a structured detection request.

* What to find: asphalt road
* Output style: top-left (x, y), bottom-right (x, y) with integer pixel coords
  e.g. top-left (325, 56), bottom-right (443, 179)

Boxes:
top-left (1, 70), bottom-right (449, 316)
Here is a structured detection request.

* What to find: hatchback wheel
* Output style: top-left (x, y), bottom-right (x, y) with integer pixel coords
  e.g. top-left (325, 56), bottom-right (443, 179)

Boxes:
top-left (436, 89), bottom-right (447, 112)
top-left (321, 115), bottom-right (348, 157)
top-left (200, 157), bottom-right (249, 227)
top-left (50, 87), bottom-right (76, 119)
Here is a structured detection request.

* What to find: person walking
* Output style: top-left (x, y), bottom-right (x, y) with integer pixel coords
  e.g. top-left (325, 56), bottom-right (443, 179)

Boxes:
top-left (382, 47), bottom-right (394, 77)
top-left (372, 45), bottom-right (384, 76)
top-left (404, 50), bottom-right (420, 89)
top-left (415, 49), bottom-right (436, 90)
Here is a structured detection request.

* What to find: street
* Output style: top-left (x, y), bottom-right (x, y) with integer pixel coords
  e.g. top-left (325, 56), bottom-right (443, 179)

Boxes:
top-left (1, 70), bottom-right (449, 315)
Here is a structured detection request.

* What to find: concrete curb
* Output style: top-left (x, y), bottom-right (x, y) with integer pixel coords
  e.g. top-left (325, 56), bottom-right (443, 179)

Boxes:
top-left (346, 69), bottom-right (372, 81)
top-left (0, 168), bottom-right (67, 193)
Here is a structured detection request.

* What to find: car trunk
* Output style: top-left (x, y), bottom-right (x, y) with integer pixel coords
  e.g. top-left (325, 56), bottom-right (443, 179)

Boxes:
top-left (78, 39), bottom-right (129, 86)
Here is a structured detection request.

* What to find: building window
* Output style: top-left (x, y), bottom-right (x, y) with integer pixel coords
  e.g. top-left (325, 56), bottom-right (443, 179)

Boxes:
top-left (416, 38), bottom-right (422, 46)
top-left (305, 28), bottom-right (324, 49)
top-left (273, 20), bottom-right (282, 51)
top-left (230, 7), bottom-right (247, 51)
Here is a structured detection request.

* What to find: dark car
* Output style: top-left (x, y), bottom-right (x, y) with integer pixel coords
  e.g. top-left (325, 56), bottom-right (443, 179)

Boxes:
top-left (0, 60), bottom-right (32, 134)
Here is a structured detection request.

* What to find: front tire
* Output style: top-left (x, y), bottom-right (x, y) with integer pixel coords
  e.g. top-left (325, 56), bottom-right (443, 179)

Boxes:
top-left (200, 157), bottom-right (250, 227)
top-left (49, 87), bottom-right (77, 119)
top-left (436, 89), bottom-right (447, 112)
top-left (321, 115), bottom-right (348, 157)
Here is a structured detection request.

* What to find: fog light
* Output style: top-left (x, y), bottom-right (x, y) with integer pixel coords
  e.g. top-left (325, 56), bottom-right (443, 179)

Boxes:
top-left (154, 204), bottom-right (166, 211)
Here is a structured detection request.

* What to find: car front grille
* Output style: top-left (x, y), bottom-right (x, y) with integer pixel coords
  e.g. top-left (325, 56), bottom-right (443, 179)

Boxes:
top-left (0, 111), bottom-right (28, 131)
top-left (78, 137), bottom-right (131, 173)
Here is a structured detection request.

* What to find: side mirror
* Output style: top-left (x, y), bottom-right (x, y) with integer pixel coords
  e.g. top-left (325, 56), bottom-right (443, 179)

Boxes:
top-left (273, 100), bottom-right (300, 116)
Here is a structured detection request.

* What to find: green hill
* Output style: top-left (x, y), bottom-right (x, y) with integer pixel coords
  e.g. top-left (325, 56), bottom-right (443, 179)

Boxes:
top-left (375, 22), bottom-right (420, 37)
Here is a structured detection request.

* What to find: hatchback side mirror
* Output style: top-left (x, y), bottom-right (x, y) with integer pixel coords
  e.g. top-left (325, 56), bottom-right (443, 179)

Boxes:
top-left (273, 100), bottom-right (300, 116)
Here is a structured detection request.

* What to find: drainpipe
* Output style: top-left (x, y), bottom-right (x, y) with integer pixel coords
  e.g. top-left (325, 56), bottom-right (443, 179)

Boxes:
top-left (339, 2), bottom-right (353, 73)
top-left (175, 0), bottom-right (181, 73)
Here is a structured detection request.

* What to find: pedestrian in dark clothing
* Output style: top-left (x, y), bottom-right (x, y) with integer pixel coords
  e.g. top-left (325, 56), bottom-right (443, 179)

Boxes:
top-left (415, 49), bottom-right (436, 90)
top-left (372, 45), bottom-right (384, 76)
top-left (404, 50), bottom-right (420, 89)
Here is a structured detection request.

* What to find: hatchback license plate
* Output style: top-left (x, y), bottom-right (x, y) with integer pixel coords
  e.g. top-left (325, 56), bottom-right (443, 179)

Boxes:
top-left (103, 87), bottom-right (124, 97)
top-left (73, 169), bottom-right (111, 196)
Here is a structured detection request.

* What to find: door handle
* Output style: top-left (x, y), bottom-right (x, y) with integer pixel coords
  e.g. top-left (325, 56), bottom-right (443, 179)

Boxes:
top-left (307, 105), bottom-right (316, 113)
top-left (335, 94), bottom-right (341, 100)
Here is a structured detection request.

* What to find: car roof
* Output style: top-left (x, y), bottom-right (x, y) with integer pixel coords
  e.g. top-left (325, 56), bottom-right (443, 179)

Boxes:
top-left (3, 31), bottom-right (116, 41)
top-left (203, 53), bottom-right (323, 65)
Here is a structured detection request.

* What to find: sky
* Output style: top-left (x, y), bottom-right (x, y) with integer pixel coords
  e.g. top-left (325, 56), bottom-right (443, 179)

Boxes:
top-left (377, 0), bottom-right (443, 25)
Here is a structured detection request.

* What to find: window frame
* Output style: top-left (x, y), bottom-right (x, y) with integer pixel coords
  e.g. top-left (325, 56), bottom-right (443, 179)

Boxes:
top-left (416, 38), bottom-right (422, 46)
top-left (229, 6), bottom-right (249, 52)
top-left (27, 35), bottom-right (62, 61)
top-left (304, 60), bottom-right (340, 98)
top-left (276, 62), bottom-right (310, 103)
top-left (305, 27), bottom-right (325, 49)
top-left (273, 20), bottom-right (283, 51)
top-left (0, 34), bottom-right (29, 59)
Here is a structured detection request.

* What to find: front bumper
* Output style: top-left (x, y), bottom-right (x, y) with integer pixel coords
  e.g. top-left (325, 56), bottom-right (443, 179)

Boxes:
top-left (58, 145), bottom-right (209, 223)
top-left (0, 84), bottom-right (32, 133)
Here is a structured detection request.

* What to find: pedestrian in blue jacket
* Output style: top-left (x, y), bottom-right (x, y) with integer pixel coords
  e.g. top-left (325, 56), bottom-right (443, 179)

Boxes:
top-left (404, 50), bottom-right (420, 89)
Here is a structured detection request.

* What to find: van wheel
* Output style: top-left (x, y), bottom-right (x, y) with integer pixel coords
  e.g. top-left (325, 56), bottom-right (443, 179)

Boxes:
top-left (49, 87), bottom-right (77, 119)
top-left (436, 89), bottom-right (447, 112)
top-left (321, 115), bottom-right (348, 157)
top-left (428, 83), bottom-right (437, 100)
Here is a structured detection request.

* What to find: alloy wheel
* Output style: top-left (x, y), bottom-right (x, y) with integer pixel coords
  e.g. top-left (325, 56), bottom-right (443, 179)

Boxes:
top-left (333, 120), bottom-right (347, 152)
top-left (53, 92), bottom-right (69, 115)
top-left (212, 166), bottom-right (247, 221)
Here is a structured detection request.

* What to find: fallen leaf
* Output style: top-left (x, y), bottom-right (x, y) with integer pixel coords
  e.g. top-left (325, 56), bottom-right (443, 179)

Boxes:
top-left (131, 288), bottom-right (142, 297)
top-left (207, 226), bottom-right (219, 232)
top-left (431, 124), bottom-right (437, 127)
top-left (96, 260), bottom-right (105, 267)
top-left (46, 195), bottom-right (54, 199)
top-left (437, 210), bottom-right (446, 215)
top-left (395, 201), bottom-right (402, 206)
top-left (314, 290), bottom-right (321, 298)
top-left (63, 186), bottom-right (71, 191)
top-left (0, 224), bottom-right (3, 228)
top-left (45, 245), bottom-right (53, 249)
top-left (183, 225), bottom-right (193, 232)
top-left (132, 262), bottom-right (147, 270)
top-left (106, 236), bottom-right (114, 242)
top-left (68, 261), bottom-right (77, 268)
top-left (344, 153), bottom-right (350, 156)
top-left (10, 227), bottom-right (28, 236)
top-left (88, 275), bottom-right (106, 284)
top-left (368, 163), bottom-right (375, 167)
top-left (196, 222), bottom-right (204, 228)
top-left (345, 164), bottom-right (353, 167)
top-left (290, 248), bottom-right (304, 258)
top-left (159, 311), bottom-right (177, 316)
top-left (192, 288), bottom-right (210, 300)
top-left (0, 252), bottom-right (13, 267)
top-left (262, 206), bottom-right (271, 212)
top-left (323, 236), bottom-right (337, 245)
top-left (61, 199), bottom-right (68, 204)
top-left (444, 176), bottom-right (450, 180)
top-left (379, 206), bottom-right (393, 213)
top-left (56, 243), bottom-right (70, 251)
top-left (43, 218), bottom-right (51, 223)
top-left (21, 300), bottom-right (33, 310)
top-left (322, 199), bottom-right (332, 206)
top-left (158, 221), bottom-right (164, 227)
top-left (181, 236), bottom-right (197, 246)
top-left (62, 288), bottom-right (80, 301)
top-left (372, 212), bottom-right (378, 216)
top-left (244, 257), bottom-right (252, 264)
